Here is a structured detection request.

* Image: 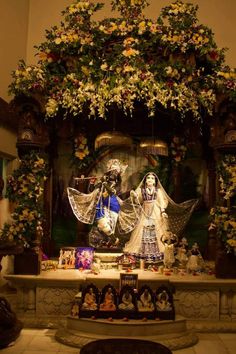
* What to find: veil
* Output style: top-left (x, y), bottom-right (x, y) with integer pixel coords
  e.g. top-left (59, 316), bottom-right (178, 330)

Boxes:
top-left (67, 187), bottom-right (100, 224)
top-left (127, 172), bottom-right (198, 237)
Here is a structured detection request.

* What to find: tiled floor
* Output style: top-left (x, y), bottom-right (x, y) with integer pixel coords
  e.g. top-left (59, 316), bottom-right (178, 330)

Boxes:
top-left (0, 329), bottom-right (236, 354)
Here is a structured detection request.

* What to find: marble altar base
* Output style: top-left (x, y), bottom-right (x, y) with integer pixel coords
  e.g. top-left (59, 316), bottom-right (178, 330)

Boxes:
top-left (4, 266), bottom-right (236, 334)
top-left (55, 315), bottom-right (198, 351)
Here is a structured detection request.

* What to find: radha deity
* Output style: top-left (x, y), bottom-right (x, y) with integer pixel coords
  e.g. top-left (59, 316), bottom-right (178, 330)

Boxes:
top-left (123, 172), bottom-right (198, 261)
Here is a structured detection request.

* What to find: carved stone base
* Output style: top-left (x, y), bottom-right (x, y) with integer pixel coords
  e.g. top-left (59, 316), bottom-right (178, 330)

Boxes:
top-left (55, 316), bottom-right (198, 351)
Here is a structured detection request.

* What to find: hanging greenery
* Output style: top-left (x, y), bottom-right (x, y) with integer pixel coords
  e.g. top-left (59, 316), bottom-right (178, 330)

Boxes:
top-left (8, 0), bottom-right (236, 121)
top-left (208, 155), bottom-right (236, 254)
top-left (0, 152), bottom-right (49, 247)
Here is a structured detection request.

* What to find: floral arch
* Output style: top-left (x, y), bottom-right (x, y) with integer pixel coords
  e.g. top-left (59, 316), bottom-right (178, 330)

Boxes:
top-left (1, 0), bottom-right (236, 260)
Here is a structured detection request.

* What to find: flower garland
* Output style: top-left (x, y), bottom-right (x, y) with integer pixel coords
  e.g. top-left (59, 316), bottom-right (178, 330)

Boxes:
top-left (208, 155), bottom-right (236, 254)
top-left (74, 133), bottom-right (90, 160)
top-left (8, 0), bottom-right (236, 121)
top-left (0, 152), bottom-right (48, 247)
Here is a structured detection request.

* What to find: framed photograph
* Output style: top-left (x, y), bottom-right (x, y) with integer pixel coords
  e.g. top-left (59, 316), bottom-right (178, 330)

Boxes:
top-left (119, 273), bottom-right (138, 291)
top-left (75, 247), bottom-right (94, 270)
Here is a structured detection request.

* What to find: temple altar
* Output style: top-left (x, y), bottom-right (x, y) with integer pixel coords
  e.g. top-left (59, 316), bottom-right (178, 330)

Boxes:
top-left (4, 265), bottom-right (236, 330)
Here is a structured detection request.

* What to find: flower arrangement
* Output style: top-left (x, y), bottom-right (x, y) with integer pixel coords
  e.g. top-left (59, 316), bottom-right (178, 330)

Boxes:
top-left (74, 133), bottom-right (90, 160)
top-left (208, 155), bottom-right (236, 254)
top-left (0, 152), bottom-right (48, 247)
top-left (8, 0), bottom-right (236, 121)
top-left (217, 155), bottom-right (236, 200)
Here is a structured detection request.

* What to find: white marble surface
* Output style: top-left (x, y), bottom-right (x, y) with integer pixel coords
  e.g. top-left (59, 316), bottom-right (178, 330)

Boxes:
top-left (0, 329), bottom-right (236, 354)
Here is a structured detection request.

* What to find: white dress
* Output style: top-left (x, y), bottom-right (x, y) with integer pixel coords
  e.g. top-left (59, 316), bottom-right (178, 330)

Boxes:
top-left (123, 172), bottom-right (198, 261)
top-left (123, 186), bottom-right (168, 259)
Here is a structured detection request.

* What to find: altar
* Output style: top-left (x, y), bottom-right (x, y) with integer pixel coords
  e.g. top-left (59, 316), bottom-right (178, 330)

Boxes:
top-left (5, 263), bottom-right (236, 330)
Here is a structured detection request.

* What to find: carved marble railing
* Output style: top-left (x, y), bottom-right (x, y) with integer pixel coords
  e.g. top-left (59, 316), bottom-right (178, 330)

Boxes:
top-left (4, 270), bottom-right (236, 330)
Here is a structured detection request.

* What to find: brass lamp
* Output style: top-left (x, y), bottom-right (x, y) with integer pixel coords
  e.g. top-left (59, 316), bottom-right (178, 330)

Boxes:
top-left (139, 137), bottom-right (168, 156)
top-left (95, 131), bottom-right (133, 149)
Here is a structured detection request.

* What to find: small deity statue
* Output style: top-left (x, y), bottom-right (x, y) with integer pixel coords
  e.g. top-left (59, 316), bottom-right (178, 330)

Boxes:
top-left (118, 290), bottom-right (135, 311)
top-left (176, 237), bottom-right (189, 268)
top-left (81, 287), bottom-right (98, 311)
top-left (186, 242), bottom-right (204, 273)
top-left (156, 290), bottom-right (172, 311)
top-left (137, 288), bottom-right (155, 312)
top-left (161, 231), bottom-right (178, 269)
top-left (71, 302), bottom-right (79, 317)
top-left (99, 287), bottom-right (116, 311)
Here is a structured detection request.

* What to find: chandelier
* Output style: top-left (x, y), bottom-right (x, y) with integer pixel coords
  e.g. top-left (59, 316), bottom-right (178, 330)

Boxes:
top-left (95, 131), bottom-right (133, 149)
top-left (139, 137), bottom-right (168, 156)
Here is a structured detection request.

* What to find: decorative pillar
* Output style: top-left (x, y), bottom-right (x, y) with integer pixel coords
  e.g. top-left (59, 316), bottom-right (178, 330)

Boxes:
top-left (27, 287), bottom-right (36, 312)
top-left (231, 291), bottom-right (236, 320)
top-left (220, 291), bottom-right (229, 320)
top-left (16, 287), bottom-right (25, 312)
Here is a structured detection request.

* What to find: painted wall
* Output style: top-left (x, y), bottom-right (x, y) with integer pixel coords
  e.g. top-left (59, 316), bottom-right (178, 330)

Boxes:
top-left (1, 0), bottom-right (235, 103)
top-left (0, 0), bottom-right (29, 102)
top-left (26, 0), bottom-right (236, 68)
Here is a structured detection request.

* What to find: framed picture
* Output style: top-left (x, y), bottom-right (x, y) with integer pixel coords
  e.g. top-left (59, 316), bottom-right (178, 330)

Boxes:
top-left (75, 247), bottom-right (94, 270)
top-left (119, 273), bottom-right (138, 291)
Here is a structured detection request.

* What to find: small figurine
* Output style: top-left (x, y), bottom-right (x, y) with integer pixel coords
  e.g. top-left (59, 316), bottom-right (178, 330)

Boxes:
top-left (99, 287), bottom-right (116, 311)
top-left (186, 242), bottom-right (204, 273)
top-left (137, 288), bottom-right (155, 312)
top-left (118, 289), bottom-right (135, 311)
top-left (156, 290), bottom-right (172, 311)
top-left (161, 231), bottom-right (178, 269)
top-left (81, 287), bottom-right (98, 311)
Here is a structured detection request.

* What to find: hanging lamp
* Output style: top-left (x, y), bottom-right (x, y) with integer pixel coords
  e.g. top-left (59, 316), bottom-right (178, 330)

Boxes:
top-left (139, 137), bottom-right (168, 156)
top-left (95, 130), bottom-right (133, 149)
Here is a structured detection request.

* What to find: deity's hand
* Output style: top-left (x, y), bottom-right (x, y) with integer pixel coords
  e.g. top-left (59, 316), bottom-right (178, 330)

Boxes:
top-left (162, 212), bottom-right (168, 219)
top-left (130, 190), bottom-right (137, 198)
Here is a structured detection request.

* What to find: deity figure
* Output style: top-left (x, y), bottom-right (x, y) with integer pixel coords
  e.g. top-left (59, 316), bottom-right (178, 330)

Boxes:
top-left (186, 242), bottom-right (204, 273)
top-left (137, 288), bottom-right (155, 312)
top-left (118, 289), bottom-right (135, 311)
top-left (161, 231), bottom-right (178, 269)
top-left (176, 237), bottom-right (189, 268)
top-left (81, 287), bottom-right (98, 311)
top-left (123, 172), bottom-right (198, 261)
top-left (67, 159), bottom-right (140, 248)
top-left (99, 287), bottom-right (116, 311)
top-left (156, 290), bottom-right (172, 311)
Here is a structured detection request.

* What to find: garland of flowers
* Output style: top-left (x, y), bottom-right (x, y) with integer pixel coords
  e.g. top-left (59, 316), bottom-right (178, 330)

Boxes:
top-left (208, 155), bottom-right (236, 254)
top-left (8, 0), bottom-right (236, 121)
top-left (0, 152), bottom-right (48, 247)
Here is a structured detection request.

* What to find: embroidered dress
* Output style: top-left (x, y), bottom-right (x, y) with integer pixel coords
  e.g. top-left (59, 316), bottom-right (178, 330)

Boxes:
top-left (123, 172), bottom-right (198, 262)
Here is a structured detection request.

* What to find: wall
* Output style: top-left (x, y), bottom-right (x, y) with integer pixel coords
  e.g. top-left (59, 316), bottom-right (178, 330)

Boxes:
top-left (26, 0), bottom-right (236, 68)
top-left (0, 0), bottom-right (29, 102)
top-left (0, 0), bottom-right (235, 102)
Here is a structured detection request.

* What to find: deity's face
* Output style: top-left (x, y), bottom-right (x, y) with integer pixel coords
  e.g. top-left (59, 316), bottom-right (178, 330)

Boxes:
top-left (145, 173), bottom-right (156, 187)
top-left (110, 161), bottom-right (121, 173)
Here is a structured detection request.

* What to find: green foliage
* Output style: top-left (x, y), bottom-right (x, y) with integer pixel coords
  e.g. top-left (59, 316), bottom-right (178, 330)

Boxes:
top-left (0, 152), bottom-right (49, 247)
top-left (8, 0), bottom-right (236, 121)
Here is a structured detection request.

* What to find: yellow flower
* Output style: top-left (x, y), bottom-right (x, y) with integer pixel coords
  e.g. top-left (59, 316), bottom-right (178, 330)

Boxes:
top-left (55, 37), bottom-right (62, 45)
top-left (122, 48), bottom-right (139, 57)
top-left (101, 63), bottom-right (108, 71)
top-left (81, 66), bottom-right (90, 76)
